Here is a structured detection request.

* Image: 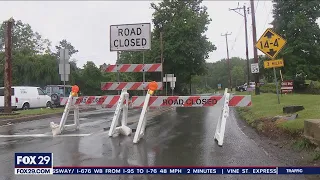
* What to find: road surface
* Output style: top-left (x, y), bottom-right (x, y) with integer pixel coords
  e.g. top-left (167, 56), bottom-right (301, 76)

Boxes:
top-left (0, 105), bottom-right (308, 180)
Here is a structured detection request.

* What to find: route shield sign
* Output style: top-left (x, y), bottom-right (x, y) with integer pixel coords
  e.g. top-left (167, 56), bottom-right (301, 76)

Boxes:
top-left (264, 59), bottom-right (284, 69)
top-left (255, 28), bottom-right (286, 59)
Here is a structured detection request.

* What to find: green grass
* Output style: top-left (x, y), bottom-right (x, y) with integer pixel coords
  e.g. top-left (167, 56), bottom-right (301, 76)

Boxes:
top-left (237, 93), bottom-right (320, 133)
top-left (0, 108), bottom-right (64, 119)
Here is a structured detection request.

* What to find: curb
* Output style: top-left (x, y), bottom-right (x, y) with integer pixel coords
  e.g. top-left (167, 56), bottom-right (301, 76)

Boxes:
top-left (0, 108), bottom-right (97, 126)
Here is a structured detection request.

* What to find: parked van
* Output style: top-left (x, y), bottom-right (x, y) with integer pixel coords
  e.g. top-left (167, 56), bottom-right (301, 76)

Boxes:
top-left (0, 86), bottom-right (52, 110)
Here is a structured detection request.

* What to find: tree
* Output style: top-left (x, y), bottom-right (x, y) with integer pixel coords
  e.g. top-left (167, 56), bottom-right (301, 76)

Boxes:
top-left (0, 19), bottom-right (51, 54)
top-left (231, 66), bottom-right (245, 86)
top-left (54, 39), bottom-right (79, 59)
top-left (150, 0), bottom-right (216, 94)
top-left (77, 61), bottom-right (103, 95)
top-left (271, 0), bottom-right (320, 80)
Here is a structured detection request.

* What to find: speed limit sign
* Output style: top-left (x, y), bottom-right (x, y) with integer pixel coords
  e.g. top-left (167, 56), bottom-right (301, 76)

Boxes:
top-left (251, 63), bottom-right (259, 74)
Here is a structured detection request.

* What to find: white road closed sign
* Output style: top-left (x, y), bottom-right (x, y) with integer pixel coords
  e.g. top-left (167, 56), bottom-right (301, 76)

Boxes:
top-left (110, 23), bottom-right (151, 51)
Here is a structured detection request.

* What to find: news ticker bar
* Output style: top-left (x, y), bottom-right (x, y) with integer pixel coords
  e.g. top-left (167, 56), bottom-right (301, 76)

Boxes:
top-left (15, 167), bottom-right (320, 175)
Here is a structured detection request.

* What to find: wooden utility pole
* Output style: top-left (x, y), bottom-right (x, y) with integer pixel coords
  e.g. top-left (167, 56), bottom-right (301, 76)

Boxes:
top-left (229, 6), bottom-right (251, 85)
top-left (250, 0), bottom-right (260, 95)
top-left (229, 5), bottom-right (251, 86)
top-left (160, 31), bottom-right (164, 95)
top-left (221, 32), bottom-right (232, 91)
top-left (4, 18), bottom-right (14, 114)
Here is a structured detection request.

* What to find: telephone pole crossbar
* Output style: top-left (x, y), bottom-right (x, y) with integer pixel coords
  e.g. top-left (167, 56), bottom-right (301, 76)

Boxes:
top-left (221, 32), bottom-right (232, 91)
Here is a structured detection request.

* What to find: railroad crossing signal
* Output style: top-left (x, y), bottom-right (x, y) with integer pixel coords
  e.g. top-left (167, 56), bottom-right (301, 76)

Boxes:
top-left (255, 28), bottom-right (287, 59)
top-left (264, 59), bottom-right (284, 69)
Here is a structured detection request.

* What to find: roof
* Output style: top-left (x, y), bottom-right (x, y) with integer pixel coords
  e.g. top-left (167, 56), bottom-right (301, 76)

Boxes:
top-left (0, 86), bottom-right (40, 88)
top-left (45, 85), bottom-right (72, 87)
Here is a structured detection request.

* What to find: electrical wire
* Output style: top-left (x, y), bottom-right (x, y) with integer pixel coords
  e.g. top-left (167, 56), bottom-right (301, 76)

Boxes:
top-left (230, 21), bottom-right (245, 52)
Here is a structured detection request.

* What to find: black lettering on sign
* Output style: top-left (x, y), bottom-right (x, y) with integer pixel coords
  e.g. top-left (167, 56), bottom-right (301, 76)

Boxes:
top-left (117, 38), bottom-right (147, 48)
top-left (118, 28), bottom-right (142, 36)
top-left (163, 98), bottom-right (218, 106)
top-left (163, 99), bottom-right (184, 105)
top-left (93, 97), bottom-right (100, 103)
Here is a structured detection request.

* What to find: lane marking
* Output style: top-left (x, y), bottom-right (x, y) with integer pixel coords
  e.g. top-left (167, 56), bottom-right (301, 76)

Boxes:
top-left (0, 133), bottom-right (92, 138)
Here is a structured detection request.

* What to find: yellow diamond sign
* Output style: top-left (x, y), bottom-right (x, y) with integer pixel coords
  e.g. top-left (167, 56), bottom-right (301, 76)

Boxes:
top-left (264, 59), bottom-right (284, 69)
top-left (255, 28), bottom-right (287, 59)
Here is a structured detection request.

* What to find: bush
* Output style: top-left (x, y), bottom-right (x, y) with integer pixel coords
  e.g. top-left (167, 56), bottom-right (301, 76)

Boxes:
top-left (260, 83), bottom-right (279, 93)
top-left (305, 81), bottom-right (320, 94)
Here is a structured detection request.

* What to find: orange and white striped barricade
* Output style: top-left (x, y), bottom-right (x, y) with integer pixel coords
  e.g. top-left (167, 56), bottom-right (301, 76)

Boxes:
top-left (101, 63), bottom-right (163, 91)
top-left (50, 85), bottom-right (80, 136)
top-left (50, 86), bottom-right (129, 136)
top-left (131, 89), bottom-right (252, 145)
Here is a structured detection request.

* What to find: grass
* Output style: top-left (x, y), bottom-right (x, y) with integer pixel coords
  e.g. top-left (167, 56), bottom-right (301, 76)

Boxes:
top-left (0, 107), bottom-right (64, 119)
top-left (236, 92), bottom-right (320, 133)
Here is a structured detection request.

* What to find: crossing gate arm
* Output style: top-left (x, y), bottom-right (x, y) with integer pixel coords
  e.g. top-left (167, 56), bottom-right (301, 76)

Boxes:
top-left (131, 95), bottom-right (251, 108)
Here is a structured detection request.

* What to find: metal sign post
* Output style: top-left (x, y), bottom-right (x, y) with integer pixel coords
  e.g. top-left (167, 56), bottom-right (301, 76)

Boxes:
top-left (273, 67), bottom-right (280, 104)
top-left (256, 28), bottom-right (287, 104)
top-left (163, 74), bottom-right (176, 96)
top-left (59, 49), bottom-right (70, 96)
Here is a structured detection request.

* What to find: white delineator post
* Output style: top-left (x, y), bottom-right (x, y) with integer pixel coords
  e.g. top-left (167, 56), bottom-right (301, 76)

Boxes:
top-left (50, 92), bottom-right (80, 136)
top-left (108, 88), bottom-right (131, 137)
top-left (133, 89), bottom-right (152, 143)
top-left (133, 81), bottom-right (158, 144)
top-left (214, 88), bottom-right (230, 146)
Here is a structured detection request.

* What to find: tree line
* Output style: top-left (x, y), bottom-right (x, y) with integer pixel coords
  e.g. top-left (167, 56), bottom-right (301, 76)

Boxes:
top-left (0, 0), bottom-right (319, 95)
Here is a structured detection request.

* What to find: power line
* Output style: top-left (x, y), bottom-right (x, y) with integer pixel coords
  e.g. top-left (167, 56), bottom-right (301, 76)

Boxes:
top-left (230, 21), bottom-right (245, 51)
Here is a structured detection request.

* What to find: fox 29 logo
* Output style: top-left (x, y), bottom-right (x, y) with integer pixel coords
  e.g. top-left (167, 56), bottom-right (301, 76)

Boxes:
top-left (15, 153), bottom-right (53, 175)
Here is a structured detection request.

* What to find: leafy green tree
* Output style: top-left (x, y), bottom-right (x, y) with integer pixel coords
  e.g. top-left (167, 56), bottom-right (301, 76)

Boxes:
top-left (0, 20), bottom-right (51, 54)
top-left (77, 61), bottom-right (104, 95)
top-left (150, 0), bottom-right (216, 94)
top-left (54, 39), bottom-right (79, 59)
top-left (231, 65), bottom-right (245, 86)
top-left (272, 0), bottom-right (320, 80)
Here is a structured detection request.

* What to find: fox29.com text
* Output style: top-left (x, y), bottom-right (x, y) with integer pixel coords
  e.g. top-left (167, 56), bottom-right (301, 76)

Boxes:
top-left (15, 153), bottom-right (320, 175)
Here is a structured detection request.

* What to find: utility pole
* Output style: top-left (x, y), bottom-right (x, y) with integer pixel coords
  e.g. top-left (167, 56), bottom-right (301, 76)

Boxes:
top-left (229, 5), bottom-right (250, 86)
top-left (4, 18), bottom-right (14, 114)
top-left (160, 32), bottom-right (164, 95)
top-left (221, 32), bottom-right (232, 91)
top-left (250, 0), bottom-right (260, 95)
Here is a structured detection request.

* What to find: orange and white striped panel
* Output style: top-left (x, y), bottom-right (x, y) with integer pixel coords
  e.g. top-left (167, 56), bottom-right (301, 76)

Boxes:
top-left (60, 95), bottom-right (122, 108)
top-left (131, 95), bottom-right (252, 108)
top-left (101, 82), bottom-right (163, 91)
top-left (104, 63), bottom-right (162, 72)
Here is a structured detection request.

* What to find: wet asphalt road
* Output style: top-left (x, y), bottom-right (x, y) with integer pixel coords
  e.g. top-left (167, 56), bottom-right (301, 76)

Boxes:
top-left (0, 106), bottom-right (307, 180)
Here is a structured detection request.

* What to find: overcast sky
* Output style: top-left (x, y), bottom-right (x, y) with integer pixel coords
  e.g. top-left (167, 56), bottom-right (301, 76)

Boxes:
top-left (0, 1), bottom-right (318, 68)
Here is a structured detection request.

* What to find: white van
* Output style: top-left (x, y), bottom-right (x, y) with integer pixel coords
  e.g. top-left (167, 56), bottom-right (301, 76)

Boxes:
top-left (0, 86), bottom-right (52, 110)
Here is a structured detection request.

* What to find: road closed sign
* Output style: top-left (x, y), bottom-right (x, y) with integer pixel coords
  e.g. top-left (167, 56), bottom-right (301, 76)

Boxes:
top-left (110, 23), bottom-right (151, 51)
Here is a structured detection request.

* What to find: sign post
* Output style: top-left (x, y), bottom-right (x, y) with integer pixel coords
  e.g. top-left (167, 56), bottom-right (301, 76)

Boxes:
top-left (59, 49), bottom-right (70, 96)
top-left (163, 74), bottom-right (176, 96)
top-left (256, 28), bottom-right (287, 104)
top-left (110, 23), bottom-right (151, 94)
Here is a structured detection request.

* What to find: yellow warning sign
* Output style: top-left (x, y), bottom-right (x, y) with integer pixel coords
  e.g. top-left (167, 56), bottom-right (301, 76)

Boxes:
top-left (256, 28), bottom-right (287, 59)
top-left (264, 59), bottom-right (284, 69)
